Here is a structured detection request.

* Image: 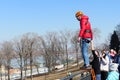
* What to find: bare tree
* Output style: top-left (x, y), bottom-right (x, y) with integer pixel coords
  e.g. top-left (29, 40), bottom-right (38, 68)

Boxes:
top-left (1, 41), bottom-right (14, 80)
top-left (71, 30), bottom-right (80, 67)
top-left (0, 50), bottom-right (4, 80)
top-left (14, 38), bottom-right (28, 80)
top-left (40, 32), bottom-right (60, 72)
top-left (92, 27), bottom-right (101, 45)
top-left (14, 32), bottom-right (39, 80)
top-left (97, 34), bottom-right (111, 51)
top-left (59, 30), bottom-right (72, 70)
top-left (22, 32), bottom-right (39, 80)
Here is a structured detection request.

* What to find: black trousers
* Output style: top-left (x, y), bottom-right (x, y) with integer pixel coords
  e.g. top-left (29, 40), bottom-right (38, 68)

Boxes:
top-left (101, 71), bottom-right (108, 80)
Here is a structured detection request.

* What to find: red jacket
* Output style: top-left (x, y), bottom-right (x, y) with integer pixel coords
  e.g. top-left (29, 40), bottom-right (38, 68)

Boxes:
top-left (79, 15), bottom-right (93, 39)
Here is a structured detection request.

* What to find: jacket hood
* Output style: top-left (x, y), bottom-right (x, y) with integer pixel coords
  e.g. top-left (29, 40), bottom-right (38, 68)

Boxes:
top-left (109, 63), bottom-right (118, 71)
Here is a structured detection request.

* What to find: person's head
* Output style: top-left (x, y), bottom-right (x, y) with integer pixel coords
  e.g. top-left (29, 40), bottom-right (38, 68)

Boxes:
top-left (110, 49), bottom-right (116, 57)
top-left (75, 11), bottom-right (83, 21)
top-left (110, 49), bottom-right (114, 53)
top-left (101, 49), bottom-right (106, 55)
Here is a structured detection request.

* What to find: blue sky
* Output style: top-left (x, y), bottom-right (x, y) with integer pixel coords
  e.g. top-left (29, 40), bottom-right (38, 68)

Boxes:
top-left (0, 0), bottom-right (120, 43)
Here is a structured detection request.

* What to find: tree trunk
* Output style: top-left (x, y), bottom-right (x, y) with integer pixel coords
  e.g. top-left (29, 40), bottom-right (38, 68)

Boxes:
top-left (7, 61), bottom-right (10, 80)
top-left (20, 56), bottom-right (23, 80)
top-left (30, 52), bottom-right (33, 80)
top-left (66, 45), bottom-right (68, 70)
top-left (24, 59), bottom-right (27, 80)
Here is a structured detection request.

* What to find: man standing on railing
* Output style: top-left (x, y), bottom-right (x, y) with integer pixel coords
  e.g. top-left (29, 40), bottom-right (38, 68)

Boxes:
top-left (75, 11), bottom-right (93, 69)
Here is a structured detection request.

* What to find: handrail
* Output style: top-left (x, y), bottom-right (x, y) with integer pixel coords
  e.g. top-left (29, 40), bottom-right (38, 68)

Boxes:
top-left (60, 71), bottom-right (91, 80)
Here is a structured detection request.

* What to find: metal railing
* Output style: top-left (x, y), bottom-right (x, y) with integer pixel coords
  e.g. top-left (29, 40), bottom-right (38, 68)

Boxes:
top-left (60, 71), bottom-right (91, 80)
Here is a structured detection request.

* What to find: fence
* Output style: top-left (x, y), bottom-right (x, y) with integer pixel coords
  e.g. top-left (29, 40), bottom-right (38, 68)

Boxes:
top-left (60, 70), bottom-right (91, 80)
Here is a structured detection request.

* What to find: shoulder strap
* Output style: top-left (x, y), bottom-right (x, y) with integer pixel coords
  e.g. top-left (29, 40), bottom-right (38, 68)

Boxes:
top-left (85, 20), bottom-right (88, 25)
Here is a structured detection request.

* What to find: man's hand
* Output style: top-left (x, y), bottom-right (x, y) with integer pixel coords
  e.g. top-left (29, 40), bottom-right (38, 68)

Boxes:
top-left (91, 40), bottom-right (95, 50)
top-left (77, 37), bottom-right (81, 42)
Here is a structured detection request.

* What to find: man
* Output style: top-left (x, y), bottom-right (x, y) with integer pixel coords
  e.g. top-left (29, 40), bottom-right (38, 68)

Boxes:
top-left (75, 11), bottom-right (93, 68)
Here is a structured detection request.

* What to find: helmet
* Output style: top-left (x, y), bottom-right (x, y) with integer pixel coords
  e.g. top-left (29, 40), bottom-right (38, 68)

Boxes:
top-left (75, 11), bottom-right (83, 17)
